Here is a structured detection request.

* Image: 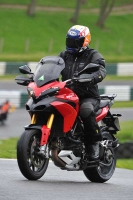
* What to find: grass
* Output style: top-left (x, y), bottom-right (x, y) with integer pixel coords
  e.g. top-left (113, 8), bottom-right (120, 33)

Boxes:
top-left (1, 0), bottom-right (133, 8)
top-left (0, 6), bottom-right (133, 62)
top-left (0, 1), bottom-right (133, 171)
top-left (105, 75), bottom-right (133, 81)
top-left (0, 119), bottom-right (132, 170)
top-left (116, 159), bottom-right (133, 170)
top-left (112, 101), bottom-right (133, 108)
top-left (0, 74), bottom-right (20, 80)
top-left (0, 137), bottom-right (17, 158)
top-left (0, 135), bottom-right (133, 170)
top-left (117, 121), bottom-right (133, 143)
top-left (1, 74), bottom-right (133, 81)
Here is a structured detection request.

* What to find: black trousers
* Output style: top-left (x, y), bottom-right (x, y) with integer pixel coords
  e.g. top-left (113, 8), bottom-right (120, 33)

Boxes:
top-left (79, 98), bottom-right (102, 145)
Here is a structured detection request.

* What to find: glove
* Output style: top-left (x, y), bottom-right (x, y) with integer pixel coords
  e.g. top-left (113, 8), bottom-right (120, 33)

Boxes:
top-left (78, 74), bottom-right (94, 84)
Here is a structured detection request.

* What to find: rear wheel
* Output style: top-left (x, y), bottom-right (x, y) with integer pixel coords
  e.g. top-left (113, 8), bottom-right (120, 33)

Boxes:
top-left (83, 132), bottom-right (116, 183)
top-left (17, 129), bottom-right (49, 180)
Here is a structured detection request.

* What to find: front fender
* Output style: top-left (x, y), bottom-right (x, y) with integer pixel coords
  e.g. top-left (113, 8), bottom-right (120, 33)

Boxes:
top-left (24, 124), bottom-right (50, 146)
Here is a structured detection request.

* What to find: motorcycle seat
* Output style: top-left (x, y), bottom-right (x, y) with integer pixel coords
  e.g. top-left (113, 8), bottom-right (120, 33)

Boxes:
top-left (95, 99), bottom-right (110, 117)
top-left (99, 99), bottom-right (110, 108)
top-left (100, 94), bottom-right (116, 100)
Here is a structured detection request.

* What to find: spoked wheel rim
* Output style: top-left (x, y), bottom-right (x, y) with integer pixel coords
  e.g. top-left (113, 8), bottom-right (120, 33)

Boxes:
top-left (98, 146), bottom-right (116, 178)
top-left (27, 135), bottom-right (45, 172)
top-left (83, 132), bottom-right (116, 183)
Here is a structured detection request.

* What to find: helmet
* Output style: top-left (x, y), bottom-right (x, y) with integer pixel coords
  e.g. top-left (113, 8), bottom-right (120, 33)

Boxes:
top-left (66, 25), bottom-right (91, 54)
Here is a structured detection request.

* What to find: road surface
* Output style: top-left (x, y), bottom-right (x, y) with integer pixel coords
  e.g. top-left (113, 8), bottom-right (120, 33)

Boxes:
top-left (0, 159), bottom-right (133, 200)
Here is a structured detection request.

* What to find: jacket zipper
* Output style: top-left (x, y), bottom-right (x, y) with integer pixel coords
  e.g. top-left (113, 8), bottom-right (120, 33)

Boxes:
top-left (70, 57), bottom-right (77, 78)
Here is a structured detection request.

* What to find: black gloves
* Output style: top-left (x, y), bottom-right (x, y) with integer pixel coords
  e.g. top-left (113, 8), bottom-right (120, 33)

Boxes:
top-left (73, 73), bottom-right (94, 84)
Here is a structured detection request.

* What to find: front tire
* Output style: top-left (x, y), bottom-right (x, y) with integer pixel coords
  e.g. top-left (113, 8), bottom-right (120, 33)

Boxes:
top-left (17, 129), bottom-right (49, 180)
top-left (83, 132), bottom-right (116, 183)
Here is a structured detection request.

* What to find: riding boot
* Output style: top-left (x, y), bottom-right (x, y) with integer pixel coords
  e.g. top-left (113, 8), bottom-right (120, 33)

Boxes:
top-left (87, 142), bottom-right (99, 161)
top-left (82, 114), bottom-right (102, 161)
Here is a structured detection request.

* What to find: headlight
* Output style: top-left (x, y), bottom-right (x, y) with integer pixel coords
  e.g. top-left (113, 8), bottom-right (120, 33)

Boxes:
top-left (27, 87), bottom-right (35, 98)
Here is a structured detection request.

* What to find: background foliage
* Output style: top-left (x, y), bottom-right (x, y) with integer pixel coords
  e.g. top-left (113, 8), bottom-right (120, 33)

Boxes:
top-left (0, 0), bottom-right (133, 62)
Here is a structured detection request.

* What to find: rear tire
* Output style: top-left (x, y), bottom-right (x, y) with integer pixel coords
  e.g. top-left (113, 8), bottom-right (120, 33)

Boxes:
top-left (83, 132), bottom-right (116, 183)
top-left (17, 129), bottom-right (49, 180)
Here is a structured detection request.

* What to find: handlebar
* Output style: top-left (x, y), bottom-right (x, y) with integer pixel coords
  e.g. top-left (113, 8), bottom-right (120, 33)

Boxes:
top-left (64, 79), bottom-right (72, 83)
top-left (64, 77), bottom-right (93, 86)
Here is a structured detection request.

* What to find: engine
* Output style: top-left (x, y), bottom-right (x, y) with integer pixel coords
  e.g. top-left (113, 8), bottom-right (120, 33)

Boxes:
top-left (50, 132), bottom-right (85, 171)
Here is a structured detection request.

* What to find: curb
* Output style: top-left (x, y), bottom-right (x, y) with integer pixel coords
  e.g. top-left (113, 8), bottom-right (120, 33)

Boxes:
top-left (0, 87), bottom-right (133, 108)
top-left (0, 62), bottom-right (133, 75)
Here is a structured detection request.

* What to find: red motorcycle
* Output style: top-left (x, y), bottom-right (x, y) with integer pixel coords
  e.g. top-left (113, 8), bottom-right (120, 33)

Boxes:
top-left (15, 56), bottom-right (121, 182)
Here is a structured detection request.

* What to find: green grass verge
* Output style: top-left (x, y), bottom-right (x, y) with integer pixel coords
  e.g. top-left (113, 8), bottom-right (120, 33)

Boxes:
top-left (116, 159), bottom-right (133, 170)
top-left (1, 74), bottom-right (133, 81)
top-left (112, 101), bottom-right (133, 108)
top-left (0, 137), bottom-right (17, 159)
top-left (0, 6), bottom-right (133, 62)
top-left (0, 74), bottom-right (19, 80)
top-left (1, 0), bottom-right (133, 8)
top-left (0, 119), bottom-right (133, 170)
top-left (0, 137), bottom-right (133, 170)
top-left (1, 75), bottom-right (133, 80)
top-left (105, 75), bottom-right (133, 81)
top-left (117, 121), bottom-right (133, 143)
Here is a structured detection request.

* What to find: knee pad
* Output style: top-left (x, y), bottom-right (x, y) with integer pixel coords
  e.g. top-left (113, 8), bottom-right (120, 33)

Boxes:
top-left (79, 102), bottom-right (94, 118)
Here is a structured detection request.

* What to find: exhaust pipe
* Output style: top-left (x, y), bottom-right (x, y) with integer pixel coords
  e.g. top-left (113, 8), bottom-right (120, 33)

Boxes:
top-left (51, 149), bottom-right (81, 170)
top-left (51, 149), bottom-right (66, 168)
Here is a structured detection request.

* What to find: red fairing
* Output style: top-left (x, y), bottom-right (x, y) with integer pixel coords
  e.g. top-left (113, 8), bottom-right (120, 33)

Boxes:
top-left (96, 106), bottom-right (109, 122)
top-left (56, 87), bottom-right (79, 112)
top-left (51, 101), bottom-right (78, 133)
top-left (28, 81), bottom-right (66, 97)
top-left (40, 125), bottom-right (50, 146)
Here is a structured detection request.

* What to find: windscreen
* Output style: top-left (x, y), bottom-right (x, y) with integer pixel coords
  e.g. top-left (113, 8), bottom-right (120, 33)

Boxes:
top-left (34, 56), bottom-right (65, 87)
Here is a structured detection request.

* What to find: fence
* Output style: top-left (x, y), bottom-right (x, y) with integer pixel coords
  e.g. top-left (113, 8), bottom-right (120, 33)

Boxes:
top-left (1, 62), bottom-right (133, 75)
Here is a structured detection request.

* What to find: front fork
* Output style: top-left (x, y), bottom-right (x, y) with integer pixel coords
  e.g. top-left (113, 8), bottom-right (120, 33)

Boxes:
top-left (31, 113), bottom-right (55, 146)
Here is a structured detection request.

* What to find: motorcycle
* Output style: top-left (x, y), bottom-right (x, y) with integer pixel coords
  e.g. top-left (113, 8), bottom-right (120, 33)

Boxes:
top-left (15, 56), bottom-right (121, 182)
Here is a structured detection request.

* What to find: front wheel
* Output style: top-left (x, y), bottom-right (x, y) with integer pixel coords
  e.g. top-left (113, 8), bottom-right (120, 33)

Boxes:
top-left (17, 129), bottom-right (49, 180)
top-left (83, 132), bottom-right (116, 183)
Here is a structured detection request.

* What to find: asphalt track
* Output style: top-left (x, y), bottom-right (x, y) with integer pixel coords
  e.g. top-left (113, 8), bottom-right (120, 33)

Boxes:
top-left (0, 80), bottom-right (133, 91)
top-left (0, 159), bottom-right (133, 200)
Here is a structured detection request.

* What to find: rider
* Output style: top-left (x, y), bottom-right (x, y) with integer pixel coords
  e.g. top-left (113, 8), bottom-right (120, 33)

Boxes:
top-left (0, 100), bottom-right (11, 121)
top-left (58, 25), bottom-right (106, 161)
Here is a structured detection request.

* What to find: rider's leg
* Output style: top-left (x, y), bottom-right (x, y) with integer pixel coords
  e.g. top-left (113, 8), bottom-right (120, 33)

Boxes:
top-left (79, 98), bottom-right (102, 160)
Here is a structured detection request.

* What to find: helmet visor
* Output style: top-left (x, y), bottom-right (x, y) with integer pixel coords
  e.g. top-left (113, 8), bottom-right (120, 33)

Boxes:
top-left (66, 37), bottom-right (84, 48)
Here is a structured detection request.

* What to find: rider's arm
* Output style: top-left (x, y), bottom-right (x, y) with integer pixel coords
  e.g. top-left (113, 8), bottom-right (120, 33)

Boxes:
top-left (88, 52), bottom-right (106, 84)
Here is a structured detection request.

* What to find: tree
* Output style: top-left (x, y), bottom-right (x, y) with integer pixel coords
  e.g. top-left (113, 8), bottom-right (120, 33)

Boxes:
top-left (27, 0), bottom-right (36, 16)
top-left (96, 0), bottom-right (116, 29)
top-left (70, 0), bottom-right (86, 24)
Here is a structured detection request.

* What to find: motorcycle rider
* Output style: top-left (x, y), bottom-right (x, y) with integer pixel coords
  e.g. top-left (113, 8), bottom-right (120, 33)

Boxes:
top-left (0, 100), bottom-right (11, 123)
top-left (58, 25), bottom-right (106, 161)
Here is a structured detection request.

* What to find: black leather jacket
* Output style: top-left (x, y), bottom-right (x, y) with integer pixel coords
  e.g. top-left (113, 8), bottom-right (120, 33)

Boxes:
top-left (58, 47), bottom-right (106, 100)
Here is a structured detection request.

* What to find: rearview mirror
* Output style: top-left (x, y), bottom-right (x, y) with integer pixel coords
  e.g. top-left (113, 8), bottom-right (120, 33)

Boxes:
top-left (19, 65), bottom-right (33, 74)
